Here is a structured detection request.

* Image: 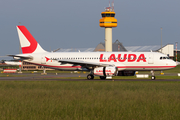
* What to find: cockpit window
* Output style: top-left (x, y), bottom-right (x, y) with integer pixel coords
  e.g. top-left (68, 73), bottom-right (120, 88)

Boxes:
top-left (160, 56), bottom-right (170, 60)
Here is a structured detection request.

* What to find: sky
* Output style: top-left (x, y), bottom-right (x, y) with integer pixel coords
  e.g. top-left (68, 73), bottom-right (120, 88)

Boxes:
top-left (0, 0), bottom-right (180, 60)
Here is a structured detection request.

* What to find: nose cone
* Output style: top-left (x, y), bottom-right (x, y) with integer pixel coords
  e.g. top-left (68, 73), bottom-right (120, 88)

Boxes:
top-left (166, 60), bottom-right (177, 69)
top-left (171, 60), bottom-right (177, 68)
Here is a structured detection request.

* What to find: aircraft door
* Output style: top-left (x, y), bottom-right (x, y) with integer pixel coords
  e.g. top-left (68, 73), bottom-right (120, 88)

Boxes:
top-left (41, 55), bottom-right (46, 64)
top-left (148, 54), bottom-right (154, 64)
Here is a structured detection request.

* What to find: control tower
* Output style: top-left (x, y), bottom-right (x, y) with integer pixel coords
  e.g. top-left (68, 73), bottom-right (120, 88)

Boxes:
top-left (99, 2), bottom-right (117, 52)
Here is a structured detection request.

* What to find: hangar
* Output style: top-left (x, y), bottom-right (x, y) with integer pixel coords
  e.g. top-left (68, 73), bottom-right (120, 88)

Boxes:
top-left (94, 40), bottom-right (174, 58)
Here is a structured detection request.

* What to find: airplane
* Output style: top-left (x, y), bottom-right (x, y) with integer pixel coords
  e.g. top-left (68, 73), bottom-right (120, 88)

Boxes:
top-left (8, 25), bottom-right (177, 80)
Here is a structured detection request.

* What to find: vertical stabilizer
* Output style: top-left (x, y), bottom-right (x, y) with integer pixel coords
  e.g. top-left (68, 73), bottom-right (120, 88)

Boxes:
top-left (17, 25), bottom-right (46, 54)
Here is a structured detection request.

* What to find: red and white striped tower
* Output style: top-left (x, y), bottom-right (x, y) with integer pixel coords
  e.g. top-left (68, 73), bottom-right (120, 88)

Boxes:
top-left (176, 42), bottom-right (178, 62)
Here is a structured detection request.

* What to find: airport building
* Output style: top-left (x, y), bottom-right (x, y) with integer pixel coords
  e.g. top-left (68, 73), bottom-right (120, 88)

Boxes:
top-left (94, 40), bottom-right (174, 58)
top-left (22, 62), bottom-right (53, 70)
top-left (94, 40), bottom-right (127, 52)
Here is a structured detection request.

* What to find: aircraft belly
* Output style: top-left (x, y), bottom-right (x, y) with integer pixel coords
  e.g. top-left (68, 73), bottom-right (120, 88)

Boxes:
top-left (123, 65), bottom-right (173, 71)
top-left (44, 62), bottom-right (82, 70)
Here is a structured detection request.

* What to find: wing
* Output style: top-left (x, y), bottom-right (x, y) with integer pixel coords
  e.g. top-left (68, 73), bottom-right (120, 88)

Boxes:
top-left (58, 59), bottom-right (115, 67)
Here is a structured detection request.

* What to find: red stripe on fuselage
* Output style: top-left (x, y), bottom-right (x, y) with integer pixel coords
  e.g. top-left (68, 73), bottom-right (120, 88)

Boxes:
top-left (18, 26), bottom-right (38, 54)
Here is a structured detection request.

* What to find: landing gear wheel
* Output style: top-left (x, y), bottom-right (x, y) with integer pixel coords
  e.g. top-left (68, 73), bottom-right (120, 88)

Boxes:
top-left (100, 76), bottom-right (106, 80)
top-left (151, 76), bottom-right (156, 80)
top-left (87, 74), bottom-right (94, 80)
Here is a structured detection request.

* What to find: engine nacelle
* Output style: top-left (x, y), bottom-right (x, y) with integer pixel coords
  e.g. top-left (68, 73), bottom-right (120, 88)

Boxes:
top-left (94, 67), bottom-right (118, 76)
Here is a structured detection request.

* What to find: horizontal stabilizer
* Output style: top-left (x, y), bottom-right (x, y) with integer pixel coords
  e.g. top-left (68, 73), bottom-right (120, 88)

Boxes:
top-left (8, 55), bottom-right (33, 60)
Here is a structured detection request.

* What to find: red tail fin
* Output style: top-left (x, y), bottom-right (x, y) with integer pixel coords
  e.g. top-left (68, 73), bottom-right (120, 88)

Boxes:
top-left (17, 26), bottom-right (46, 54)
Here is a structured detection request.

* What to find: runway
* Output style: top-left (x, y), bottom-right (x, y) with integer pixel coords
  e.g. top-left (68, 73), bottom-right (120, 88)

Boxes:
top-left (0, 73), bottom-right (180, 81)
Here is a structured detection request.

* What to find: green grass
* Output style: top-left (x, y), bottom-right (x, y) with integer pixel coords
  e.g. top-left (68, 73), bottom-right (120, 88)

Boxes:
top-left (0, 81), bottom-right (180, 120)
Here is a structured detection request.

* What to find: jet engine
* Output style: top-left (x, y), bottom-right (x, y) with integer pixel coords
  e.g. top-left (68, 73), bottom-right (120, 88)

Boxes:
top-left (94, 67), bottom-right (118, 77)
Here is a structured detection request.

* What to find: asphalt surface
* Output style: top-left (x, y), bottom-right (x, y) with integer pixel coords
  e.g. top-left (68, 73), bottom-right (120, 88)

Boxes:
top-left (0, 73), bottom-right (180, 81)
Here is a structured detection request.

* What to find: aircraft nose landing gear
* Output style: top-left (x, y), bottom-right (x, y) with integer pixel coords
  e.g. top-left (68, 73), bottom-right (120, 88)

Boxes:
top-left (151, 76), bottom-right (156, 80)
top-left (151, 70), bottom-right (156, 80)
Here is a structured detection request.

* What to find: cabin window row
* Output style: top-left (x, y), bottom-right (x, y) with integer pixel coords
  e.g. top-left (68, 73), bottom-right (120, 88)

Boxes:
top-left (50, 57), bottom-right (146, 60)
top-left (51, 57), bottom-right (101, 60)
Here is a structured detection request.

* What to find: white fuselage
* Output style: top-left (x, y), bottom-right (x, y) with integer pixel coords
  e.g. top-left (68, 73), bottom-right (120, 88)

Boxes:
top-left (20, 52), bottom-right (176, 71)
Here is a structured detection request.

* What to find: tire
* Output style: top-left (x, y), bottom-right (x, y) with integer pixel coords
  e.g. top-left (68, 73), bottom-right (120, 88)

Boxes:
top-left (87, 74), bottom-right (94, 80)
top-left (151, 76), bottom-right (156, 80)
top-left (91, 75), bottom-right (94, 79)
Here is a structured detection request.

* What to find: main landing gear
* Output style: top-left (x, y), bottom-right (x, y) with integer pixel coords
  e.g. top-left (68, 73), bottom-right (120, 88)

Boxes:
top-left (87, 74), bottom-right (107, 80)
top-left (87, 74), bottom-right (94, 80)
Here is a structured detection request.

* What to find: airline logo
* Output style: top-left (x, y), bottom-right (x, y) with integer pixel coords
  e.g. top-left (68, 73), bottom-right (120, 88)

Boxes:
top-left (96, 70), bottom-right (111, 72)
top-left (45, 57), bottom-right (52, 62)
top-left (100, 54), bottom-right (147, 62)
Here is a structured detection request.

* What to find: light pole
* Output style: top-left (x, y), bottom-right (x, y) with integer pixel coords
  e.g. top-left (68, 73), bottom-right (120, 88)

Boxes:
top-left (160, 27), bottom-right (163, 75)
top-left (161, 27), bottom-right (162, 53)
top-left (176, 42), bottom-right (178, 62)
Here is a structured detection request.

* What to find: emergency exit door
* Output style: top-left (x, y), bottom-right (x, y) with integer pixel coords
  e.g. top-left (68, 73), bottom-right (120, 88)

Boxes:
top-left (148, 54), bottom-right (154, 64)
